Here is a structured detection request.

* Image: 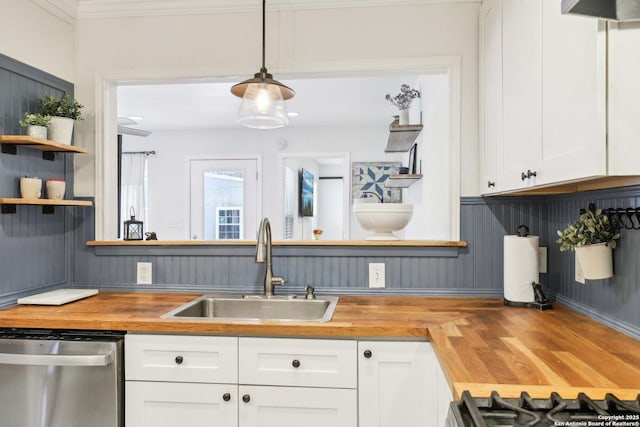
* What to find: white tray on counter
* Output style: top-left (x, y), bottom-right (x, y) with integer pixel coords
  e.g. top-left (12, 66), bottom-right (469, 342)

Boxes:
top-left (17, 289), bottom-right (99, 305)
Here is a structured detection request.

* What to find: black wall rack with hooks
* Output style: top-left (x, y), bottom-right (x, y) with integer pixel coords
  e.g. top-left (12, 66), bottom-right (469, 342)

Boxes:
top-left (580, 203), bottom-right (640, 230)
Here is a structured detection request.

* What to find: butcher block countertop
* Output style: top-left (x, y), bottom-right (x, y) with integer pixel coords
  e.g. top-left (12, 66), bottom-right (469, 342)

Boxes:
top-left (0, 291), bottom-right (639, 400)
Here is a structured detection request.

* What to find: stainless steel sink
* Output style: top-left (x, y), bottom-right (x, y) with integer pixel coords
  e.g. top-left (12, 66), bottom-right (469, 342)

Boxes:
top-left (162, 294), bottom-right (339, 322)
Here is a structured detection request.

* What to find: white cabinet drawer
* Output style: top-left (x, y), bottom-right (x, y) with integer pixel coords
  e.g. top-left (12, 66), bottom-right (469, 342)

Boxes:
top-left (239, 337), bottom-right (356, 388)
top-left (125, 334), bottom-right (237, 383)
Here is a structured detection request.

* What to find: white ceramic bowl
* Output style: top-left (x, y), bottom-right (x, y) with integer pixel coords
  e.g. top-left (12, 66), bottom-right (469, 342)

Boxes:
top-left (352, 203), bottom-right (413, 240)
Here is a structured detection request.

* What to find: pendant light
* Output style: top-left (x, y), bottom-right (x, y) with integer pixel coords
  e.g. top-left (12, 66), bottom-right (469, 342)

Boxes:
top-left (231, 0), bottom-right (295, 129)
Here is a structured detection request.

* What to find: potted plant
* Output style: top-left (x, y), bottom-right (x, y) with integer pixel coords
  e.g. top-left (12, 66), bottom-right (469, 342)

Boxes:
top-left (40, 93), bottom-right (84, 145)
top-left (385, 84), bottom-right (421, 125)
top-left (556, 208), bottom-right (620, 280)
top-left (19, 112), bottom-right (51, 139)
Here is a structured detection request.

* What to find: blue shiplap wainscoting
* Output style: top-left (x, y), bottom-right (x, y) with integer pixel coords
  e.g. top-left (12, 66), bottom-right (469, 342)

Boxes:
top-left (547, 186), bottom-right (640, 339)
top-left (0, 54), bottom-right (75, 305)
top-left (72, 197), bottom-right (549, 296)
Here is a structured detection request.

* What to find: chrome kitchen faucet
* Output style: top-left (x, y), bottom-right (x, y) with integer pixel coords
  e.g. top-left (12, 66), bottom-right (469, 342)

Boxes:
top-left (256, 218), bottom-right (286, 296)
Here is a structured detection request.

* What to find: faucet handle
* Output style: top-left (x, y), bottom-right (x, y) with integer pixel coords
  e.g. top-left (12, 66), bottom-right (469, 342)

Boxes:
top-left (272, 276), bottom-right (286, 287)
top-left (305, 285), bottom-right (316, 299)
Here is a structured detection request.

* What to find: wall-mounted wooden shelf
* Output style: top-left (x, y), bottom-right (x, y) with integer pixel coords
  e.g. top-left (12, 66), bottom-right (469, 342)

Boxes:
top-left (385, 124), bottom-right (423, 153)
top-left (0, 135), bottom-right (88, 160)
top-left (384, 174), bottom-right (423, 188)
top-left (0, 198), bottom-right (92, 214)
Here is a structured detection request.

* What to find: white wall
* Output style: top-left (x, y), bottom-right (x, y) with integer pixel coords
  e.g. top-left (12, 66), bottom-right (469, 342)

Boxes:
top-left (123, 125), bottom-right (406, 240)
top-left (0, 0), bottom-right (75, 82)
top-left (73, 2), bottom-right (480, 203)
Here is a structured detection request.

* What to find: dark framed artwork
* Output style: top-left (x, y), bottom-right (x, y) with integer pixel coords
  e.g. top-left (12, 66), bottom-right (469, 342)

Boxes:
top-left (300, 168), bottom-right (314, 217)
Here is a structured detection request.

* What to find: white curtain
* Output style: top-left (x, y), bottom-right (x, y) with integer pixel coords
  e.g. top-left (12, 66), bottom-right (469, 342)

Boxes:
top-left (120, 153), bottom-right (148, 236)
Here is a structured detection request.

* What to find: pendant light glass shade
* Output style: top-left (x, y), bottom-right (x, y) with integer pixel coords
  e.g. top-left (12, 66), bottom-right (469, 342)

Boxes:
top-left (235, 79), bottom-right (290, 129)
top-left (231, 0), bottom-right (294, 129)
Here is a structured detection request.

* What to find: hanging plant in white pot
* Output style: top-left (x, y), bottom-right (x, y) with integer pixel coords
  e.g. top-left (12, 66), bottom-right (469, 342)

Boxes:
top-left (556, 208), bottom-right (621, 280)
top-left (40, 93), bottom-right (83, 145)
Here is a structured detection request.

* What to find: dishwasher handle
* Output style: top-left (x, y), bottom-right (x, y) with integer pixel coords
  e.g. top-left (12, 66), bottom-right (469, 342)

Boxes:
top-left (0, 350), bottom-right (114, 367)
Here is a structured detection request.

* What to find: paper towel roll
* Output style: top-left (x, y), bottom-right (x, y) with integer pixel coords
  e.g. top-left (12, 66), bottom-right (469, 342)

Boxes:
top-left (504, 235), bottom-right (539, 303)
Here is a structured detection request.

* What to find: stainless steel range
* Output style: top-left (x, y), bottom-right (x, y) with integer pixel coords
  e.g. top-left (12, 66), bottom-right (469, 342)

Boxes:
top-left (448, 390), bottom-right (640, 427)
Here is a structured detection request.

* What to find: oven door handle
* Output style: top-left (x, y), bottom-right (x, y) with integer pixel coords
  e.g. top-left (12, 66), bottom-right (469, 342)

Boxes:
top-left (0, 350), bottom-right (114, 367)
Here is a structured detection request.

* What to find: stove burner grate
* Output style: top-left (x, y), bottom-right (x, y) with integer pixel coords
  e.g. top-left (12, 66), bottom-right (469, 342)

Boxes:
top-left (451, 390), bottom-right (640, 427)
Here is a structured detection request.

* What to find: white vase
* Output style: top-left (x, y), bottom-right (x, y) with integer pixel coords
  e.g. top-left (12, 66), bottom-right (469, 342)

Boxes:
top-left (47, 116), bottom-right (75, 145)
top-left (575, 243), bottom-right (614, 280)
top-left (398, 109), bottom-right (410, 125)
top-left (26, 125), bottom-right (47, 139)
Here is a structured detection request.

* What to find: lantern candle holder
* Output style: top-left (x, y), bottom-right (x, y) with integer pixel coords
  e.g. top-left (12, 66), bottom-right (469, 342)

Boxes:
top-left (124, 207), bottom-right (143, 240)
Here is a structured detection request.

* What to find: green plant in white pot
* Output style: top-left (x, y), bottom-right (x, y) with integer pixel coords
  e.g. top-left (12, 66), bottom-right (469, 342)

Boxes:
top-left (556, 208), bottom-right (620, 280)
top-left (40, 93), bottom-right (83, 145)
top-left (19, 113), bottom-right (51, 139)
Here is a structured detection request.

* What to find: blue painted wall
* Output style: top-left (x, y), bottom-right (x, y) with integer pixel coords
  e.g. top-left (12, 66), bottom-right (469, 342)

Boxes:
top-left (0, 54), bottom-right (74, 305)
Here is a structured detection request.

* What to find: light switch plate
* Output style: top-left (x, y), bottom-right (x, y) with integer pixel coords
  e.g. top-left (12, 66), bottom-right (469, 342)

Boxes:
top-left (137, 262), bottom-right (152, 285)
top-left (368, 263), bottom-right (385, 288)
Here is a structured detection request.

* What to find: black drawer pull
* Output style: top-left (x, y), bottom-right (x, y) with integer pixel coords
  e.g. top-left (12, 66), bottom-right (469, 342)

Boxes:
top-left (223, 393), bottom-right (231, 402)
top-left (175, 355), bottom-right (184, 364)
top-left (364, 350), bottom-right (372, 358)
top-left (292, 359), bottom-right (301, 368)
top-left (242, 394), bottom-right (251, 403)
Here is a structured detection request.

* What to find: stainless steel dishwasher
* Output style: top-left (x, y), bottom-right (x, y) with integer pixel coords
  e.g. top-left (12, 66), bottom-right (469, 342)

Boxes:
top-left (0, 329), bottom-right (124, 427)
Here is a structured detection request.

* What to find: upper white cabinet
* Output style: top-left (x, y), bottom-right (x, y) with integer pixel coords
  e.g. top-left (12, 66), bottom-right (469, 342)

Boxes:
top-left (540, 1), bottom-right (606, 183)
top-left (479, 0), bottom-right (607, 194)
top-left (608, 21), bottom-right (640, 175)
top-left (479, 0), bottom-right (503, 193)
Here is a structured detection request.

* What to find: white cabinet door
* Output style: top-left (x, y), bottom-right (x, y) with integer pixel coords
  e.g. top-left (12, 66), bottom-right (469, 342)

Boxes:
top-left (479, 0), bottom-right (503, 194)
top-left (540, 0), bottom-right (606, 183)
top-left (126, 382), bottom-right (238, 427)
top-left (601, 22), bottom-right (640, 176)
top-left (501, 0), bottom-right (542, 190)
top-left (358, 341), bottom-right (437, 427)
top-left (238, 385), bottom-right (357, 427)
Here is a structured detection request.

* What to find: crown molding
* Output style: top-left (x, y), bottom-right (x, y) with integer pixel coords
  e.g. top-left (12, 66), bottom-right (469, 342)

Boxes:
top-left (32, 0), bottom-right (78, 23)
top-left (76, 0), bottom-right (480, 19)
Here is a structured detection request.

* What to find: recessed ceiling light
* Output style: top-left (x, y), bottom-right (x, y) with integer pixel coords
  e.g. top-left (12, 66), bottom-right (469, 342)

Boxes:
top-left (128, 115), bottom-right (144, 121)
top-left (287, 112), bottom-right (300, 117)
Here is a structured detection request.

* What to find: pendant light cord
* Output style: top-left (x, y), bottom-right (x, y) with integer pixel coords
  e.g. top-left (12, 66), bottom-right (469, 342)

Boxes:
top-left (261, 0), bottom-right (267, 74)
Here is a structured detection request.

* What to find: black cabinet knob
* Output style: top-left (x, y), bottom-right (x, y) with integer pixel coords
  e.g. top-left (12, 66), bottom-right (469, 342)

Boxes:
top-left (223, 393), bottom-right (231, 402)
top-left (175, 355), bottom-right (184, 364)
top-left (363, 350), bottom-right (372, 359)
top-left (242, 394), bottom-right (251, 403)
top-left (521, 171), bottom-right (528, 181)
top-left (487, 181), bottom-right (495, 188)
top-left (292, 359), bottom-right (301, 368)
top-left (527, 169), bottom-right (537, 178)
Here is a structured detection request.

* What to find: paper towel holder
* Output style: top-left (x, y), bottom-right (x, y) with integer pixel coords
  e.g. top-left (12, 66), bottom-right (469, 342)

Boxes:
top-left (504, 282), bottom-right (553, 311)
top-left (516, 224), bottom-right (529, 237)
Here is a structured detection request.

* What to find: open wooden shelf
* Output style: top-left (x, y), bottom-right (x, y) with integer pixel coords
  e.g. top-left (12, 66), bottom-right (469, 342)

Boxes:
top-left (384, 174), bottom-right (423, 188)
top-left (0, 198), bottom-right (92, 214)
top-left (0, 135), bottom-right (88, 159)
top-left (385, 124), bottom-right (423, 152)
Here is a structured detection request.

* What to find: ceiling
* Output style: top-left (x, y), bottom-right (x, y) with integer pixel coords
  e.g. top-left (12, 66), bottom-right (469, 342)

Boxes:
top-left (117, 74), bottom-right (421, 133)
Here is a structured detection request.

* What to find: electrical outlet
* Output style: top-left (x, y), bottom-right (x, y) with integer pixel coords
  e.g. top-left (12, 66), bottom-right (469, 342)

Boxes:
top-left (575, 254), bottom-right (585, 285)
top-left (137, 262), bottom-right (152, 285)
top-left (538, 247), bottom-right (547, 273)
top-left (369, 263), bottom-right (385, 288)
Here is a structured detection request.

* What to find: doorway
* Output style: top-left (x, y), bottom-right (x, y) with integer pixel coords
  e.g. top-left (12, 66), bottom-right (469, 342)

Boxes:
top-left (189, 158), bottom-right (259, 240)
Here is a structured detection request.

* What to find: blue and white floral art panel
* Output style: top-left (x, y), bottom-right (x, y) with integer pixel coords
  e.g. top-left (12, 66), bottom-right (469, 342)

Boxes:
top-left (352, 162), bottom-right (402, 203)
